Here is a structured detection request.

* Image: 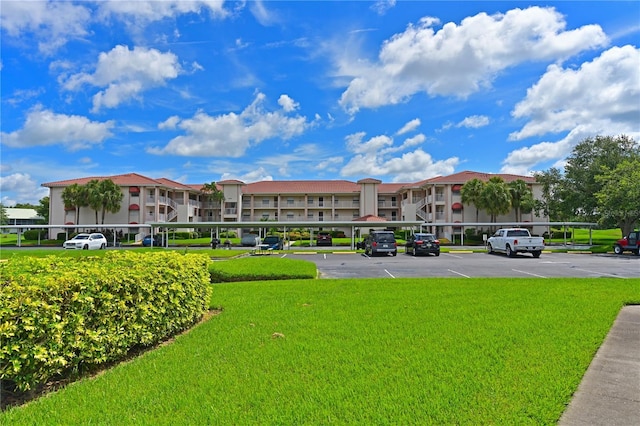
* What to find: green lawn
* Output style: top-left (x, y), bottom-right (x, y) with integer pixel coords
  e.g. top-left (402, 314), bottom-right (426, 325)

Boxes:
top-left (2, 277), bottom-right (638, 424)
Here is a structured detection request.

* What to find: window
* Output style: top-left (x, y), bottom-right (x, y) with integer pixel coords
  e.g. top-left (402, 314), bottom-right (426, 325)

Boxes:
top-left (287, 198), bottom-right (294, 205)
top-left (287, 213), bottom-right (294, 220)
top-left (262, 213), bottom-right (269, 219)
top-left (307, 212), bottom-right (314, 220)
top-left (308, 197), bottom-right (314, 205)
top-left (262, 198), bottom-right (270, 206)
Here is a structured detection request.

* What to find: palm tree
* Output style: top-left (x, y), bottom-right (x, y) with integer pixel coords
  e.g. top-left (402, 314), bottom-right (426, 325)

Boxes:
top-left (460, 178), bottom-right (485, 229)
top-left (85, 179), bottom-right (103, 224)
top-left (481, 177), bottom-right (512, 227)
top-left (201, 181), bottom-right (225, 220)
top-left (61, 183), bottom-right (87, 224)
top-left (98, 179), bottom-right (124, 224)
top-left (508, 179), bottom-right (533, 223)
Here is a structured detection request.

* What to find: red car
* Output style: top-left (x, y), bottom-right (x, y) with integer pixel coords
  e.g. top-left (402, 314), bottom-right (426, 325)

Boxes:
top-left (316, 231), bottom-right (333, 246)
top-left (613, 231), bottom-right (640, 255)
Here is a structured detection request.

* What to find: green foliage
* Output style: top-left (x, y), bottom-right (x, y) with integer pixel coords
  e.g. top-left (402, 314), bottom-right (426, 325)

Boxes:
top-left (0, 203), bottom-right (8, 226)
top-left (209, 257), bottom-right (317, 282)
top-left (22, 230), bottom-right (48, 241)
top-left (0, 251), bottom-right (211, 391)
top-left (595, 158), bottom-right (640, 236)
top-left (2, 278), bottom-right (638, 423)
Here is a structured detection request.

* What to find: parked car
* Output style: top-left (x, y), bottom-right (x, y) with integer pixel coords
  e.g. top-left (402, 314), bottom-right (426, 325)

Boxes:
top-left (486, 228), bottom-right (544, 258)
top-left (405, 233), bottom-right (440, 256)
top-left (241, 234), bottom-right (259, 247)
top-left (142, 235), bottom-right (163, 247)
top-left (364, 231), bottom-right (397, 256)
top-left (316, 231), bottom-right (333, 246)
top-left (63, 233), bottom-right (107, 250)
top-left (613, 231), bottom-right (640, 255)
top-left (263, 235), bottom-right (284, 250)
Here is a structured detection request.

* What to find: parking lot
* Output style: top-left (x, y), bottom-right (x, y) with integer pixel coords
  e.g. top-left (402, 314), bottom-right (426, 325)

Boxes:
top-left (281, 251), bottom-right (640, 279)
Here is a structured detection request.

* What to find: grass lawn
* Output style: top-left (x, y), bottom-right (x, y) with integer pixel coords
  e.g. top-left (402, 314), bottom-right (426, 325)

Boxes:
top-left (2, 277), bottom-right (638, 424)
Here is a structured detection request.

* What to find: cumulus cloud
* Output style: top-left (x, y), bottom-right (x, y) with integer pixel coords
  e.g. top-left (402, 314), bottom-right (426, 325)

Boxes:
top-left (0, 106), bottom-right (114, 151)
top-left (0, 173), bottom-right (49, 206)
top-left (502, 45), bottom-right (640, 174)
top-left (0, 1), bottom-right (91, 55)
top-left (220, 167), bottom-right (273, 183)
top-left (396, 118), bottom-right (421, 135)
top-left (63, 45), bottom-right (185, 112)
top-left (340, 131), bottom-right (458, 181)
top-left (1, 1), bottom-right (229, 54)
top-left (278, 94), bottom-right (299, 112)
top-left (371, 0), bottom-right (396, 16)
top-left (150, 93), bottom-right (309, 157)
top-left (457, 115), bottom-right (490, 128)
top-left (338, 6), bottom-right (607, 112)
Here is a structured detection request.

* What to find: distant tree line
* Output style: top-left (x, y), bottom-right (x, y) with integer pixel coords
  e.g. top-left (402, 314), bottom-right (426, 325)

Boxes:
top-left (533, 135), bottom-right (639, 236)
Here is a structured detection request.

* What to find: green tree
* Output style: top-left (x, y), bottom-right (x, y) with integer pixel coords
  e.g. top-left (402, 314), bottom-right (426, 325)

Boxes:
top-left (85, 179), bottom-right (103, 224)
top-left (37, 196), bottom-right (50, 224)
top-left (97, 179), bottom-right (124, 224)
top-left (508, 179), bottom-right (534, 223)
top-left (533, 168), bottom-right (570, 221)
top-left (61, 183), bottom-right (87, 224)
top-left (0, 203), bottom-right (8, 225)
top-left (481, 177), bottom-right (512, 226)
top-left (201, 181), bottom-right (225, 220)
top-left (595, 158), bottom-right (640, 237)
top-left (460, 178), bottom-right (485, 228)
top-left (563, 135), bottom-right (639, 223)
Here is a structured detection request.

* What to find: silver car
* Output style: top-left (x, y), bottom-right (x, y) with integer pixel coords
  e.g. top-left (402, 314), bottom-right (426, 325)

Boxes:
top-left (63, 233), bottom-right (108, 250)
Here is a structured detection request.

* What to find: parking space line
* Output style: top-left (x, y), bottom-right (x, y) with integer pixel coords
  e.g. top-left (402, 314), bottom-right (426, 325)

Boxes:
top-left (444, 253), bottom-right (464, 259)
top-left (512, 269), bottom-right (547, 278)
top-left (384, 269), bottom-right (396, 278)
top-left (574, 268), bottom-right (627, 279)
top-left (448, 269), bottom-right (470, 278)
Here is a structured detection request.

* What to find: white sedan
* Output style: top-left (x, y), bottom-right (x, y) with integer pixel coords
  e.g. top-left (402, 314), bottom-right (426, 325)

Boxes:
top-left (63, 233), bottom-right (108, 250)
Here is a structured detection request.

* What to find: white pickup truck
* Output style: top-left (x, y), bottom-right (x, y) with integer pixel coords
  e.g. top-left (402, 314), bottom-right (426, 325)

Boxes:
top-left (486, 228), bottom-right (545, 258)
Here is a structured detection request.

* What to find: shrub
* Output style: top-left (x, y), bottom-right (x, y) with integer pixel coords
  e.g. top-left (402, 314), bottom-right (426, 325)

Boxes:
top-left (0, 251), bottom-right (211, 391)
top-left (22, 230), bottom-right (48, 241)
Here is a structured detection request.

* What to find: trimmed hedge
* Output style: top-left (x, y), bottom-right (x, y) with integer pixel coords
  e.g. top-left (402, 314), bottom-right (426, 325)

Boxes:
top-left (0, 251), bottom-right (212, 391)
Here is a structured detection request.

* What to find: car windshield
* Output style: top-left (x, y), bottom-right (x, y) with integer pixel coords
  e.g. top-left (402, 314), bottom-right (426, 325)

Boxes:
top-left (376, 234), bottom-right (395, 243)
top-left (415, 234), bottom-right (435, 241)
top-left (73, 235), bottom-right (89, 240)
top-left (263, 236), bottom-right (279, 243)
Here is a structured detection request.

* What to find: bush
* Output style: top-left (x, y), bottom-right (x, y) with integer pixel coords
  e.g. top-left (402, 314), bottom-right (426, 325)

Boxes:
top-left (220, 231), bottom-right (237, 238)
top-left (22, 230), bottom-right (48, 241)
top-left (0, 251), bottom-right (212, 391)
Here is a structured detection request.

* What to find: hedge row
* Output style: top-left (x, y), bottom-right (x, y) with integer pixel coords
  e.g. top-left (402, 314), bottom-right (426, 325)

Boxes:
top-left (0, 251), bottom-right (212, 391)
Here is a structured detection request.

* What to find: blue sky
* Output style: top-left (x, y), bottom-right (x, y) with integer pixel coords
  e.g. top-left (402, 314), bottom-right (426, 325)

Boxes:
top-left (1, 0), bottom-right (639, 206)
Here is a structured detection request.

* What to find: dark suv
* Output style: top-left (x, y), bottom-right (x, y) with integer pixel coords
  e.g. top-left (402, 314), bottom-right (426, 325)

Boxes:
top-left (263, 235), bottom-right (284, 250)
top-left (316, 231), bottom-right (333, 246)
top-left (364, 231), bottom-right (397, 256)
top-left (405, 233), bottom-right (440, 256)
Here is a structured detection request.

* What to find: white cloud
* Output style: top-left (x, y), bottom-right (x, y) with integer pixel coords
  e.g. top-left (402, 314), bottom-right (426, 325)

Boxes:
top-left (0, 1), bottom-right (91, 55)
top-left (249, 0), bottom-right (279, 26)
top-left (340, 132), bottom-right (458, 181)
top-left (0, 173), bottom-right (49, 206)
top-left (457, 115), bottom-right (490, 128)
top-left (0, 106), bottom-right (114, 151)
top-left (98, 1), bottom-right (228, 24)
top-left (159, 116), bottom-right (181, 130)
top-left (278, 94), bottom-right (299, 112)
top-left (371, 0), bottom-right (396, 16)
top-left (510, 45), bottom-right (640, 140)
top-left (339, 6), bottom-right (607, 112)
top-left (396, 118), bottom-right (421, 135)
top-left (502, 45), bottom-right (640, 174)
top-left (220, 167), bottom-right (273, 183)
top-left (63, 45), bottom-right (185, 112)
top-left (151, 93), bottom-right (309, 157)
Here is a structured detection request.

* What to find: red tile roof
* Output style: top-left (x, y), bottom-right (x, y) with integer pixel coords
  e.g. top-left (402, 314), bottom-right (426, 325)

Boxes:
top-left (42, 173), bottom-right (162, 187)
top-left (426, 170), bottom-right (535, 184)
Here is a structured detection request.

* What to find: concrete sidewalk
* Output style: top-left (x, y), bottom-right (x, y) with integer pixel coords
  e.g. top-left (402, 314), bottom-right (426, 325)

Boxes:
top-left (559, 305), bottom-right (640, 426)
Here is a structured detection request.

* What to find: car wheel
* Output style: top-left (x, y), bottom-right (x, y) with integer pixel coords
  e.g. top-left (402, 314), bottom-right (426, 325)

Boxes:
top-left (412, 247), bottom-right (416, 256)
top-left (635, 249), bottom-right (640, 256)
top-left (506, 245), bottom-right (514, 257)
top-left (487, 243), bottom-right (493, 254)
top-left (532, 251), bottom-right (541, 258)
top-left (613, 245), bottom-right (623, 255)
top-left (435, 251), bottom-right (440, 257)
top-left (392, 252), bottom-right (397, 256)
top-left (101, 243), bottom-right (106, 250)
top-left (83, 244), bottom-right (89, 250)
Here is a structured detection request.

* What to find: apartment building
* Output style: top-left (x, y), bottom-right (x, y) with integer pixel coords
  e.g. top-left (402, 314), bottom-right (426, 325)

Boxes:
top-left (42, 170), bottom-right (546, 239)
